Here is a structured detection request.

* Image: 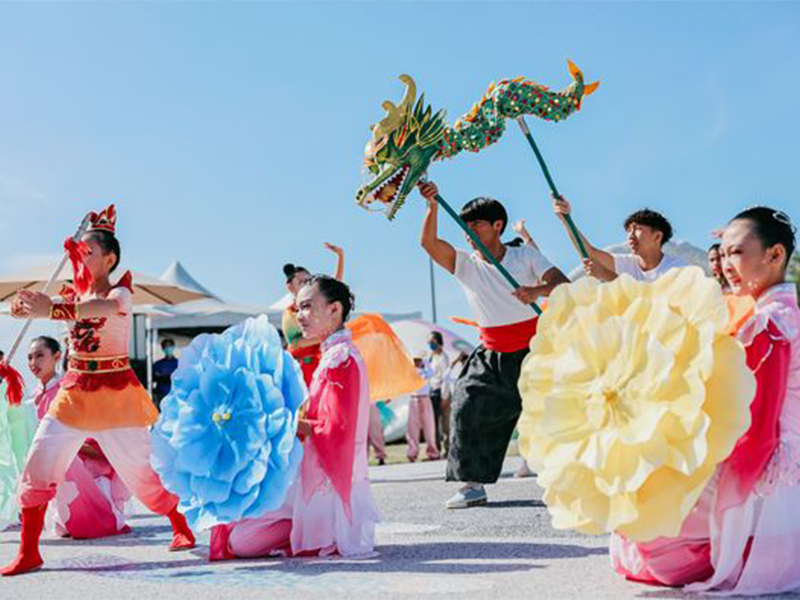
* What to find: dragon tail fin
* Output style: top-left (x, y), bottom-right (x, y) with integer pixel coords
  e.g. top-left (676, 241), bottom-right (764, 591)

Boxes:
top-left (583, 81), bottom-right (600, 96)
top-left (567, 59), bottom-right (600, 101)
top-left (567, 59), bottom-right (583, 80)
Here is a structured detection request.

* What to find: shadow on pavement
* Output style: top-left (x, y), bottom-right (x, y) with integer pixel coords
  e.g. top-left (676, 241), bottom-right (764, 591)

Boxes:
top-left (481, 499), bottom-right (546, 509)
top-left (226, 541), bottom-right (606, 576)
top-left (25, 524), bottom-right (177, 548)
top-left (33, 541), bottom-right (607, 579)
top-left (636, 589), bottom-right (691, 599)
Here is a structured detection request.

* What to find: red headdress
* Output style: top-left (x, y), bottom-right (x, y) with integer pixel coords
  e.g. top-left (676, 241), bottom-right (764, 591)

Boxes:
top-left (88, 204), bottom-right (117, 234)
top-left (64, 204), bottom-right (116, 296)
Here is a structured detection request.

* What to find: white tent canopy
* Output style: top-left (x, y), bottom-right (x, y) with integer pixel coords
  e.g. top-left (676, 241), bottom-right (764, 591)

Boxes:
top-left (145, 260), bottom-right (423, 335)
top-left (270, 292), bottom-right (293, 311)
top-left (159, 261), bottom-right (218, 299)
top-left (0, 261), bottom-right (209, 305)
top-left (144, 299), bottom-right (282, 330)
top-left (138, 261), bottom-right (282, 330)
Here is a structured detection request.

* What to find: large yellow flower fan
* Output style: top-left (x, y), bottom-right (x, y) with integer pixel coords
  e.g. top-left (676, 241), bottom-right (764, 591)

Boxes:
top-left (518, 267), bottom-right (755, 542)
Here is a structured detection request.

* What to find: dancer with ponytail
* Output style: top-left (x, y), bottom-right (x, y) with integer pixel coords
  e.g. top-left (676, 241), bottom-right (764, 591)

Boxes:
top-left (282, 243), bottom-right (344, 385)
top-left (210, 276), bottom-right (380, 560)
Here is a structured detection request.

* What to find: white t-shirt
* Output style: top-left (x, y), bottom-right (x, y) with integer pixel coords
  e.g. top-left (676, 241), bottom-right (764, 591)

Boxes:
top-left (454, 245), bottom-right (555, 327)
top-left (611, 253), bottom-right (688, 282)
top-left (426, 352), bottom-right (450, 391)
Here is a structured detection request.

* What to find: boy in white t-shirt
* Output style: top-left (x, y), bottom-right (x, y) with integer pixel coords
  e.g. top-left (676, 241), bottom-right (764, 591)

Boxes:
top-left (418, 181), bottom-right (569, 509)
top-left (553, 197), bottom-right (687, 282)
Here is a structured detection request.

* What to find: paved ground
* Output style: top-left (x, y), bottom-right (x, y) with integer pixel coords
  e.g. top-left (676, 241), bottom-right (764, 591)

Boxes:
top-left (2, 458), bottom-right (797, 599)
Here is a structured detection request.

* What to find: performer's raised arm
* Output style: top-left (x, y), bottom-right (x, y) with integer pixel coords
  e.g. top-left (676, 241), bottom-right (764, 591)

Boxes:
top-left (324, 242), bottom-right (345, 281)
top-left (511, 219), bottom-right (539, 250)
top-left (553, 196), bottom-right (617, 281)
top-left (418, 181), bottom-right (456, 274)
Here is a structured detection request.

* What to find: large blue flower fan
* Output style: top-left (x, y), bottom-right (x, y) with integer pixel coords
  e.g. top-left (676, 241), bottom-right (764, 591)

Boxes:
top-left (151, 315), bottom-right (306, 531)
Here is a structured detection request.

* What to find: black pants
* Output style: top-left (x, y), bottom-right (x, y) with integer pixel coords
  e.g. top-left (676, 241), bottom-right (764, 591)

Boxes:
top-left (429, 388), bottom-right (443, 451)
top-left (445, 345), bottom-right (528, 484)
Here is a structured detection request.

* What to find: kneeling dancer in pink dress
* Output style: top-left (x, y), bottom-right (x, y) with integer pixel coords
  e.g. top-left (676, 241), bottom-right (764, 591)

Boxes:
top-left (210, 275), bottom-right (381, 560)
top-left (28, 336), bottom-right (131, 539)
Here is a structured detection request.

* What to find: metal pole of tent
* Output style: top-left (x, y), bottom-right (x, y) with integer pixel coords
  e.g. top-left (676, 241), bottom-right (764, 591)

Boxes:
top-left (146, 316), bottom-right (154, 396)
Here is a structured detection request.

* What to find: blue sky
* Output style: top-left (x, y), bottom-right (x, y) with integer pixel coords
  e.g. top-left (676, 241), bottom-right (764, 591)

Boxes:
top-left (1, 2), bottom-right (798, 344)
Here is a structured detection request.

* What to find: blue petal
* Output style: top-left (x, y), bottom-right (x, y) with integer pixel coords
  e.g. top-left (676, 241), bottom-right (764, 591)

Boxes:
top-left (232, 446), bottom-right (270, 495)
top-left (149, 316), bottom-right (305, 531)
top-left (245, 443), bottom-right (303, 519)
top-left (190, 473), bottom-right (232, 503)
top-left (258, 376), bottom-right (285, 414)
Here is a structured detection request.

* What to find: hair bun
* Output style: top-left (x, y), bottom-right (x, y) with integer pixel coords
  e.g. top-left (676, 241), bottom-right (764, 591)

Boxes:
top-left (283, 264), bottom-right (296, 278)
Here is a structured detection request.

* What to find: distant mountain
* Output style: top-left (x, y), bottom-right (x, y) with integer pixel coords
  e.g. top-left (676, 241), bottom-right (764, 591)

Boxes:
top-left (567, 240), bottom-right (710, 280)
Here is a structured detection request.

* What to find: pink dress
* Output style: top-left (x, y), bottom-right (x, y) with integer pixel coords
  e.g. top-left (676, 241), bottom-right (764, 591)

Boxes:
top-left (212, 329), bottom-right (381, 559)
top-left (32, 376), bottom-right (131, 539)
top-left (611, 283), bottom-right (800, 594)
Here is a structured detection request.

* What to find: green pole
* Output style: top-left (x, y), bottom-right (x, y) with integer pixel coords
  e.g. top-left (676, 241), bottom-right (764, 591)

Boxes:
top-left (430, 189), bottom-right (542, 316)
top-left (515, 116), bottom-right (590, 261)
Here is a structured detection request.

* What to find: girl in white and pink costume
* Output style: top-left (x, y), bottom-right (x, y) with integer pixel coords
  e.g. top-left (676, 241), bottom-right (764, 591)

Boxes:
top-left (612, 206), bottom-right (800, 594)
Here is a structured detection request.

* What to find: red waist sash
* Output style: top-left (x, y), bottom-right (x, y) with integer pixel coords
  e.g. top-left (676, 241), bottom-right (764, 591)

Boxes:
top-left (479, 318), bottom-right (538, 353)
top-left (68, 355), bottom-right (130, 373)
top-left (62, 354), bottom-right (140, 391)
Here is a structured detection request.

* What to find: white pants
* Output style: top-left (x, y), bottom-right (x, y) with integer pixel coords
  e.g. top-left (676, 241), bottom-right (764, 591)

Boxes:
top-left (19, 415), bottom-right (177, 515)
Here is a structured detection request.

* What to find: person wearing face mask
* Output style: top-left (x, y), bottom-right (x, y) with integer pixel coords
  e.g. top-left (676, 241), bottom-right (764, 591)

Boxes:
top-left (209, 275), bottom-right (380, 560)
top-left (281, 243), bottom-right (344, 386)
top-left (426, 332), bottom-right (449, 454)
top-left (553, 197), bottom-right (687, 282)
top-left (152, 338), bottom-right (178, 409)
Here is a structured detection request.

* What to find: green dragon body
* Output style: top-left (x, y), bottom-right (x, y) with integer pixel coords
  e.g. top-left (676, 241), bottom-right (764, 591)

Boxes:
top-left (356, 61), bottom-right (598, 219)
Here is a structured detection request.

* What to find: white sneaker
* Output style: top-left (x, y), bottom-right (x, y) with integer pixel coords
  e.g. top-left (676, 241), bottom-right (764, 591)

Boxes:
top-left (445, 484), bottom-right (487, 509)
top-left (514, 462), bottom-right (534, 478)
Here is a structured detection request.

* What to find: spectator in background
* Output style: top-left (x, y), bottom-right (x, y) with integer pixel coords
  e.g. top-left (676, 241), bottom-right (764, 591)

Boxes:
top-left (368, 401), bottom-right (387, 466)
top-left (406, 357), bottom-right (440, 462)
top-left (152, 338), bottom-right (178, 409)
top-left (708, 243), bottom-right (731, 292)
top-left (426, 332), bottom-right (449, 453)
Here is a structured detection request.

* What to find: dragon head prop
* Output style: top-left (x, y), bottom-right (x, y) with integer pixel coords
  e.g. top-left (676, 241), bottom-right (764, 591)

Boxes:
top-left (356, 61), bottom-right (598, 220)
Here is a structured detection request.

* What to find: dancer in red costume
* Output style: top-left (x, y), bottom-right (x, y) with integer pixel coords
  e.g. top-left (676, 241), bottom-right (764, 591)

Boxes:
top-left (1, 206), bottom-right (195, 577)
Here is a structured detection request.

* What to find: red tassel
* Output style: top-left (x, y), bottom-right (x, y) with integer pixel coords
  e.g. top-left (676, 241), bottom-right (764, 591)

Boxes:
top-left (63, 237), bottom-right (94, 296)
top-left (0, 363), bottom-right (25, 406)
